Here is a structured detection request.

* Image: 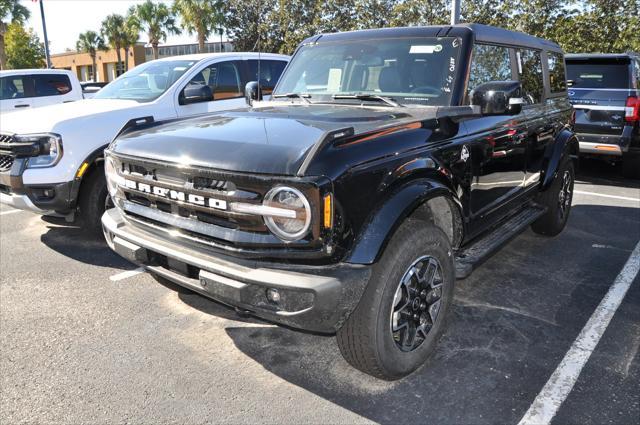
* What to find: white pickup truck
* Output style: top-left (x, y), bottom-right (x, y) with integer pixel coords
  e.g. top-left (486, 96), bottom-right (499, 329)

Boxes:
top-left (0, 69), bottom-right (83, 113)
top-left (0, 52), bottom-right (289, 231)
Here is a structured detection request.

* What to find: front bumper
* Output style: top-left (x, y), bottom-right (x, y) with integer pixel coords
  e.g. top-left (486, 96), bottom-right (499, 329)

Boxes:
top-left (102, 208), bottom-right (371, 333)
top-left (0, 158), bottom-right (76, 216)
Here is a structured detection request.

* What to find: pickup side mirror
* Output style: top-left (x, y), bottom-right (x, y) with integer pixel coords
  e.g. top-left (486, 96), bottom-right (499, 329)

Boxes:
top-left (470, 81), bottom-right (524, 116)
top-left (180, 84), bottom-right (213, 105)
top-left (245, 81), bottom-right (263, 106)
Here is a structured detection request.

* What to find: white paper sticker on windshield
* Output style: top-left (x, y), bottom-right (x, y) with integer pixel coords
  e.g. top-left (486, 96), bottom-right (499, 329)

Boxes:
top-left (410, 45), bottom-right (442, 54)
top-left (327, 68), bottom-right (342, 92)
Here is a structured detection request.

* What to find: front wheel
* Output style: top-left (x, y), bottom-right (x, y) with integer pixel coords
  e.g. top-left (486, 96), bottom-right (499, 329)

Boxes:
top-left (336, 220), bottom-right (455, 380)
top-left (531, 158), bottom-right (574, 236)
top-left (78, 166), bottom-right (112, 235)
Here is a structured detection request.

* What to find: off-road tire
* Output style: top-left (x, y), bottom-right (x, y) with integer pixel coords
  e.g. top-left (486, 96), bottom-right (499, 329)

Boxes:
top-left (532, 158), bottom-right (574, 236)
top-left (78, 166), bottom-right (110, 235)
top-left (336, 220), bottom-right (455, 380)
top-left (622, 151), bottom-right (640, 179)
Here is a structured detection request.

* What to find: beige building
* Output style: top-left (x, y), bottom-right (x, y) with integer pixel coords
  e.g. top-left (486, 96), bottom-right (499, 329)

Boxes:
top-left (51, 41), bottom-right (234, 83)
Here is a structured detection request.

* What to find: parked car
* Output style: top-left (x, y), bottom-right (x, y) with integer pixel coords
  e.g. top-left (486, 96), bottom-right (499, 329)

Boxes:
top-left (566, 53), bottom-right (640, 177)
top-left (0, 52), bottom-right (290, 231)
top-left (81, 81), bottom-right (109, 99)
top-left (0, 69), bottom-right (83, 113)
top-left (101, 24), bottom-right (577, 379)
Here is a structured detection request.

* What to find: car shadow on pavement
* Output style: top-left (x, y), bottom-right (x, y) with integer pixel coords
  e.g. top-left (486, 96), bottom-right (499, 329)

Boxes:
top-left (576, 158), bottom-right (640, 187)
top-left (39, 218), bottom-right (132, 269)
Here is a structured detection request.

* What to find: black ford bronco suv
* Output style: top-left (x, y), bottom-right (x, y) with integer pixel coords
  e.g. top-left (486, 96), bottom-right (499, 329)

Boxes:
top-left (566, 53), bottom-right (640, 178)
top-left (102, 24), bottom-right (577, 379)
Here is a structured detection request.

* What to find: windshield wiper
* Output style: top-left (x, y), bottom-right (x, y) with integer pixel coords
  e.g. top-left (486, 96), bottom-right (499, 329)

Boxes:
top-left (272, 92), bottom-right (311, 104)
top-left (332, 93), bottom-right (402, 107)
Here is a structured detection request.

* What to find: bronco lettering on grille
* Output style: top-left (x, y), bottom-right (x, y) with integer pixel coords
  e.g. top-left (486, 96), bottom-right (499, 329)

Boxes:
top-left (124, 179), bottom-right (227, 210)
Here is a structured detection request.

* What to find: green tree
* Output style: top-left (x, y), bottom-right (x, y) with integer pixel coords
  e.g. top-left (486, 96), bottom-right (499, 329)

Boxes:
top-left (76, 30), bottom-right (105, 81)
top-left (173, 0), bottom-right (224, 53)
top-left (0, 0), bottom-right (30, 70)
top-left (389, 0), bottom-right (449, 27)
top-left (130, 0), bottom-right (181, 60)
top-left (4, 22), bottom-right (45, 69)
top-left (122, 13), bottom-right (140, 71)
top-left (101, 14), bottom-right (126, 76)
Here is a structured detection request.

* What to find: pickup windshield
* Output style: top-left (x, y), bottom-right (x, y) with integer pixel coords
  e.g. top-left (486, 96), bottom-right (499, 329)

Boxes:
top-left (94, 59), bottom-right (198, 102)
top-left (273, 36), bottom-right (461, 106)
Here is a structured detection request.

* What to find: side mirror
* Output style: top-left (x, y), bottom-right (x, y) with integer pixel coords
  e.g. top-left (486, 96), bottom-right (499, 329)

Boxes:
top-left (245, 81), bottom-right (263, 106)
top-left (180, 84), bottom-right (213, 105)
top-left (470, 81), bottom-right (524, 116)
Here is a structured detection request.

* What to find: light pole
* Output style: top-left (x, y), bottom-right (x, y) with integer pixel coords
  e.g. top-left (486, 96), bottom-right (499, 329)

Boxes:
top-left (451, 0), bottom-right (461, 25)
top-left (38, 0), bottom-right (51, 68)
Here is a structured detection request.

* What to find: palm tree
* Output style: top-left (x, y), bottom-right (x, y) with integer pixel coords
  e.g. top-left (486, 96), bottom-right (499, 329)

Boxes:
top-left (0, 0), bottom-right (30, 70)
top-left (76, 30), bottom-right (105, 81)
top-left (100, 14), bottom-right (126, 77)
top-left (173, 0), bottom-right (224, 53)
top-left (121, 14), bottom-right (140, 72)
top-left (130, 0), bottom-right (180, 60)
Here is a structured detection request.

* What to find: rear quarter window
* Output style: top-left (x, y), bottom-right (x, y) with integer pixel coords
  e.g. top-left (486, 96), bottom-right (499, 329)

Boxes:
top-left (33, 74), bottom-right (72, 97)
top-left (566, 58), bottom-right (631, 89)
top-left (547, 51), bottom-right (566, 93)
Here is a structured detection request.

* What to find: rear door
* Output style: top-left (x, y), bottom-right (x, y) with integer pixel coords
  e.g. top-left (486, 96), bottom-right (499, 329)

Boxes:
top-left (0, 75), bottom-right (35, 112)
top-left (32, 73), bottom-right (77, 107)
top-left (566, 57), bottom-right (632, 137)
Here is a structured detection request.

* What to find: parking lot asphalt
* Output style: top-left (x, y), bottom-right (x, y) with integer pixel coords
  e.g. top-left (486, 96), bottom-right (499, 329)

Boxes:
top-left (1, 159), bottom-right (638, 425)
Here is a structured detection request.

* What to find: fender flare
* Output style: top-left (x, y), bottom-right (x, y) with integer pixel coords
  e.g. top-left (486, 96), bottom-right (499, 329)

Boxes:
top-left (346, 179), bottom-right (460, 265)
top-left (68, 144), bottom-right (109, 208)
top-left (541, 128), bottom-right (579, 190)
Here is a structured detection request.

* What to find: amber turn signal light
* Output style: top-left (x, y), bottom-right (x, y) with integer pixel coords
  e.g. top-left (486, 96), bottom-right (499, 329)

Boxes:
top-left (323, 194), bottom-right (332, 228)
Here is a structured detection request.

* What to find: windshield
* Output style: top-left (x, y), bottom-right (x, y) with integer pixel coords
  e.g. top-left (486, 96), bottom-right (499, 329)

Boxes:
top-left (566, 58), bottom-right (631, 89)
top-left (274, 36), bottom-right (461, 106)
top-left (94, 59), bottom-right (198, 102)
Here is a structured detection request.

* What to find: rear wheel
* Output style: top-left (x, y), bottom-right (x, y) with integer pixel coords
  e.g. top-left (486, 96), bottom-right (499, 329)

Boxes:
top-left (622, 151), bottom-right (640, 179)
top-left (532, 158), bottom-right (574, 236)
top-left (336, 220), bottom-right (454, 380)
top-left (78, 166), bottom-right (112, 235)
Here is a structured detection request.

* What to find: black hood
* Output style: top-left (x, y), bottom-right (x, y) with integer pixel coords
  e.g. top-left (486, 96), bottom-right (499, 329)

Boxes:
top-left (110, 104), bottom-right (420, 175)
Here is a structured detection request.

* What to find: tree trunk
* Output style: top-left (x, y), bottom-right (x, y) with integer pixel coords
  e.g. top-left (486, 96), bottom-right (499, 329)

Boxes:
top-left (152, 42), bottom-right (159, 60)
top-left (124, 46), bottom-right (130, 72)
top-left (0, 23), bottom-right (6, 70)
top-left (115, 47), bottom-right (122, 77)
top-left (198, 32), bottom-right (205, 53)
top-left (91, 54), bottom-right (97, 82)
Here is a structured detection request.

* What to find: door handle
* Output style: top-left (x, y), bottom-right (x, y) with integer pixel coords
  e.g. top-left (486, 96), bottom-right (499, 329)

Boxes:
top-left (14, 104), bottom-right (30, 108)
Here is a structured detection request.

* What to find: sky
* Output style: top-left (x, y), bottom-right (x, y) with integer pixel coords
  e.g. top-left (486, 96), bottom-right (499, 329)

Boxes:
top-left (21, 0), bottom-right (224, 54)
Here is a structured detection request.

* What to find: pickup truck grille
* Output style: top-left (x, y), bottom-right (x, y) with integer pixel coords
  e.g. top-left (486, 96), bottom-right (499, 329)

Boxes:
top-left (0, 134), bottom-right (15, 172)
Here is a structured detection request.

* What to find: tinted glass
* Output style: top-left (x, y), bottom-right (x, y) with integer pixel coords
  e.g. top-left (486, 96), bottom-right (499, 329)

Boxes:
top-left (468, 44), bottom-right (512, 95)
top-left (95, 59), bottom-right (198, 102)
top-left (247, 60), bottom-right (288, 94)
top-left (566, 58), bottom-right (631, 89)
top-left (33, 74), bottom-right (71, 97)
top-left (547, 52), bottom-right (566, 93)
top-left (517, 49), bottom-right (544, 104)
top-left (186, 60), bottom-right (243, 100)
top-left (0, 76), bottom-right (28, 100)
top-left (274, 36), bottom-right (462, 106)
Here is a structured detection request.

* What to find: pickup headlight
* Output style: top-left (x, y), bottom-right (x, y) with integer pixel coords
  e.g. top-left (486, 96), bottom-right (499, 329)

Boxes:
top-left (17, 133), bottom-right (63, 168)
top-left (263, 186), bottom-right (311, 241)
top-left (104, 155), bottom-right (125, 197)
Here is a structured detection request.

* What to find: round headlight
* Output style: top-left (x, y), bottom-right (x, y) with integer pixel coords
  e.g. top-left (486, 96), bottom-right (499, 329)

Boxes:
top-left (104, 156), bottom-right (119, 197)
top-left (263, 186), bottom-right (311, 241)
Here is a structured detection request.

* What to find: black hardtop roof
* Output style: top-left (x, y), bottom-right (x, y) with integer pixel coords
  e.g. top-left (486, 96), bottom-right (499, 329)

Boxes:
top-left (566, 52), bottom-right (639, 60)
top-left (302, 23), bottom-right (563, 52)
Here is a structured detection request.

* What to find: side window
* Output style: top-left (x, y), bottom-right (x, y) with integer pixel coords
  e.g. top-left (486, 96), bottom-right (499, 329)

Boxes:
top-left (186, 61), bottom-right (243, 101)
top-left (517, 49), bottom-right (544, 104)
top-left (0, 76), bottom-right (28, 100)
top-left (247, 60), bottom-right (288, 94)
top-left (547, 51), bottom-right (567, 93)
top-left (468, 44), bottom-right (512, 97)
top-left (634, 59), bottom-right (640, 89)
top-left (34, 74), bottom-right (72, 97)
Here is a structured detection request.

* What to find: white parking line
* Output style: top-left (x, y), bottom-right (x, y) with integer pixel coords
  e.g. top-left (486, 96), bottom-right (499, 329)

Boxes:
top-left (109, 267), bottom-right (145, 282)
top-left (518, 239), bottom-right (640, 425)
top-left (0, 209), bottom-right (22, 216)
top-left (574, 190), bottom-right (639, 203)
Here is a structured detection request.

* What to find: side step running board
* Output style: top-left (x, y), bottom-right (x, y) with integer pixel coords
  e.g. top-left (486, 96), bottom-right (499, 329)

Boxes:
top-left (455, 204), bottom-right (547, 279)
